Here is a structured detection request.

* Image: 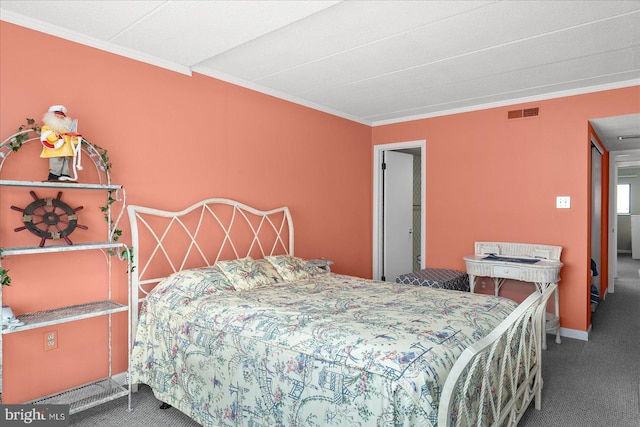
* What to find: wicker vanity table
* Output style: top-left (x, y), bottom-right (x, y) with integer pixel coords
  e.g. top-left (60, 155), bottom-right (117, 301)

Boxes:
top-left (463, 242), bottom-right (563, 350)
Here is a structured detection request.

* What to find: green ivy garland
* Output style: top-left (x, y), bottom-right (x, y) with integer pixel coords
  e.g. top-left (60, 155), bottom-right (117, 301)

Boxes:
top-left (10, 118), bottom-right (40, 150)
top-left (1, 119), bottom-right (134, 285)
top-left (0, 248), bottom-right (10, 286)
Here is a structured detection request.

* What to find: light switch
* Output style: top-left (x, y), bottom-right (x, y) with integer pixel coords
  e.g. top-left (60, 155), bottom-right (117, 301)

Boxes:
top-left (556, 196), bottom-right (570, 209)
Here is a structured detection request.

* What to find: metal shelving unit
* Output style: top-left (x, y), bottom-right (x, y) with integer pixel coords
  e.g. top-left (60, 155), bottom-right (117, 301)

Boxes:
top-left (1, 241), bottom-right (124, 256)
top-left (30, 378), bottom-right (127, 414)
top-left (0, 128), bottom-right (131, 412)
top-left (0, 179), bottom-right (122, 191)
top-left (2, 300), bottom-right (128, 334)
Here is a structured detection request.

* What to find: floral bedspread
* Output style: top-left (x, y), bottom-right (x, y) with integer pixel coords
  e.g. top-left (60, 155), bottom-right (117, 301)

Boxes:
top-left (130, 269), bottom-right (518, 426)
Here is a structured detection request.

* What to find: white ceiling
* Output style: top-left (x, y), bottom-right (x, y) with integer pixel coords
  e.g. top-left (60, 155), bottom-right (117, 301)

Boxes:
top-left (1, 1), bottom-right (639, 138)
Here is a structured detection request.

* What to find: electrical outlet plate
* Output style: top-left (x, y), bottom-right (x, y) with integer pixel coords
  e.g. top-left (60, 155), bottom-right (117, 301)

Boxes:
top-left (556, 196), bottom-right (571, 209)
top-left (44, 330), bottom-right (57, 351)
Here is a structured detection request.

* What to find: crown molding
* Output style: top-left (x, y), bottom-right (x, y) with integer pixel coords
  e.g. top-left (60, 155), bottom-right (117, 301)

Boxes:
top-left (192, 66), bottom-right (372, 126)
top-left (1, 11), bottom-right (192, 76)
top-left (2, 12), bottom-right (637, 128)
top-left (1, 12), bottom-right (369, 125)
top-left (192, 66), bottom-right (371, 126)
top-left (371, 79), bottom-right (640, 127)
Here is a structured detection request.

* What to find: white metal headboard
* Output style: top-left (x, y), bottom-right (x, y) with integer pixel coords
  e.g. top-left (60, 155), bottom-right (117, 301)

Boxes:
top-left (127, 198), bottom-right (294, 324)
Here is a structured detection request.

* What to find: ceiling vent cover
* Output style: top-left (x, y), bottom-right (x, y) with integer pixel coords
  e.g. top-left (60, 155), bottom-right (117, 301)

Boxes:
top-left (508, 107), bottom-right (539, 119)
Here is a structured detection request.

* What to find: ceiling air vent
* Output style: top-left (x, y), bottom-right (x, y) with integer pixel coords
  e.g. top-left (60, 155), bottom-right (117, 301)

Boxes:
top-left (508, 107), bottom-right (539, 119)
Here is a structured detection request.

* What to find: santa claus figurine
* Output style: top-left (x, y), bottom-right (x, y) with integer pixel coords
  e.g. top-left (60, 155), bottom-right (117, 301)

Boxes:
top-left (40, 105), bottom-right (83, 181)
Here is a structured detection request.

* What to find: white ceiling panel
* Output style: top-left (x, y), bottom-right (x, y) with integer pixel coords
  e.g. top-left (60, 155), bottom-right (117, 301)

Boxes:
top-left (198, 1), bottom-right (493, 80)
top-left (1, 0), bottom-right (639, 140)
top-left (0, 0), bottom-right (162, 40)
top-left (318, 47), bottom-right (640, 121)
top-left (111, 1), bottom-right (339, 66)
top-left (252, 3), bottom-right (639, 97)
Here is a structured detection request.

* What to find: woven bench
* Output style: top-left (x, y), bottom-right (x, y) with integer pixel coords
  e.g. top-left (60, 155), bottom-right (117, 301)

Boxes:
top-left (396, 268), bottom-right (469, 292)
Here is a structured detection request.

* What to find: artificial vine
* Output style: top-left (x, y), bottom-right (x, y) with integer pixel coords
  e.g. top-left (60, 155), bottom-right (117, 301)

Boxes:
top-left (0, 248), bottom-right (11, 286)
top-left (1, 118), bottom-right (134, 284)
top-left (102, 190), bottom-right (120, 239)
top-left (9, 118), bottom-right (41, 151)
top-left (122, 247), bottom-right (135, 272)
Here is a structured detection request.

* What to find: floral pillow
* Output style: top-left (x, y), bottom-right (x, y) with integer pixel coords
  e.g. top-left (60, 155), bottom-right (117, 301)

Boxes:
top-left (216, 257), bottom-right (272, 291)
top-left (190, 266), bottom-right (236, 293)
top-left (152, 266), bottom-right (233, 297)
top-left (265, 255), bottom-right (324, 282)
top-left (254, 258), bottom-right (283, 284)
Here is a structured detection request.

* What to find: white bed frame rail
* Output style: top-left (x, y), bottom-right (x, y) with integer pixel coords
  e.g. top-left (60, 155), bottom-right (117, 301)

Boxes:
top-left (438, 283), bottom-right (556, 426)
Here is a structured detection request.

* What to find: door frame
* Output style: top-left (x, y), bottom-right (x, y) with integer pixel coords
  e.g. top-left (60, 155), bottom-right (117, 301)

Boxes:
top-left (590, 139), bottom-right (603, 313)
top-left (608, 148), bottom-right (640, 293)
top-left (372, 140), bottom-right (426, 280)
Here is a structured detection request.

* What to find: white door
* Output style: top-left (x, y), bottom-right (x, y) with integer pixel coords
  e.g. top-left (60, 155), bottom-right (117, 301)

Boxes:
top-left (383, 151), bottom-right (414, 282)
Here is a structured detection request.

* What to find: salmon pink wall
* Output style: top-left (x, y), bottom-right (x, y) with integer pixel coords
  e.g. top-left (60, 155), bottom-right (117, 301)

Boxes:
top-left (0, 22), bottom-right (372, 403)
top-left (372, 86), bottom-right (639, 338)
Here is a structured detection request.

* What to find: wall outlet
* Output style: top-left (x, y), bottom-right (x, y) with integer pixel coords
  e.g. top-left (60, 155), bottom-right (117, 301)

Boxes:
top-left (44, 330), bottom-right (57, 351)
top-left (556, 196), bottom-right (571, 209)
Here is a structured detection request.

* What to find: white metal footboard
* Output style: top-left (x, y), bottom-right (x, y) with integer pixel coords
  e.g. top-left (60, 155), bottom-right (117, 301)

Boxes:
top-left (438, 284), bottom-right (556, 426)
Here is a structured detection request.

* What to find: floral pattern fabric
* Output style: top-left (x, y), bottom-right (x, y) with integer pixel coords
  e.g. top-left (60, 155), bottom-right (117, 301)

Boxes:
top-left (154, 265), bottom-right (235, 297)
top-left (215, 257), bottom-right (273, 290)
top-left (131, 272), bottom-right (518, 426)
top-left (253, 258), bottom-right (284, 284)
top-left (265, 254), bottom-right (324, 281)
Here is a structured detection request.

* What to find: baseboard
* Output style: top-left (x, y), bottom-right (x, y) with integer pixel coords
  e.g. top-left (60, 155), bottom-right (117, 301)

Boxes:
top-left (552, 326), bottom-right (589, 341)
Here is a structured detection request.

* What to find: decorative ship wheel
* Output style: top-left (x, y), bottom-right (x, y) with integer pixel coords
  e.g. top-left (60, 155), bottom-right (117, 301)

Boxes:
top-left (11, 191), bottom-right (87, 247)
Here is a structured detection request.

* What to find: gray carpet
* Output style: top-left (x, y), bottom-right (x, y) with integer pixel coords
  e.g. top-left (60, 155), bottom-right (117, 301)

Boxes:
top-left (70, 255), bottom-right (640, 426)
top-left (519, 253), bottom-right (640, 427)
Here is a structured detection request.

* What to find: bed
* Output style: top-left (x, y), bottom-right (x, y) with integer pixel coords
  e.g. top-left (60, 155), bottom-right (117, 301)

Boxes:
top-left (126, 198), bottom-right (554, 426)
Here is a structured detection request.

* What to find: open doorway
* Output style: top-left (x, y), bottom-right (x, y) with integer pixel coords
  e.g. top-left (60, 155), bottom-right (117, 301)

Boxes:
top-left (611, 151), bottom-right (640, 289)
top-left (590, 114), bottom-right (640, 294)
top-left (372, 140), bottom-right (425, 281)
